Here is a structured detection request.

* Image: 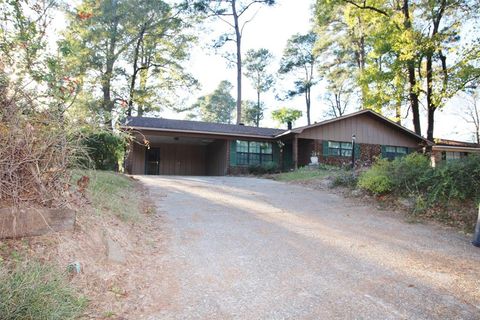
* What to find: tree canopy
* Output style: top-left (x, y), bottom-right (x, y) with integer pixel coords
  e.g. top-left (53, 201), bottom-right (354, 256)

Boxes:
top-left (188, 80), bottom-right (236, 123)
top-left (193, 0), bottom-right (276, 124)
top-left (61, 0), bottom-right (197, 127)
top-left (243, 48), bottom-right (275, 127)
top-left (271, 107), bottom-right (302, 127)
top-left (314, 0), bottom-right (480, 140)
top-left (279, 31), bottom-right (319, 125)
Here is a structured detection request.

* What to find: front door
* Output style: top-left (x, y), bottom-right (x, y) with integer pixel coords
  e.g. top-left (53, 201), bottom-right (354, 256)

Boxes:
top-left (145, 148), bottom-right (160, 175)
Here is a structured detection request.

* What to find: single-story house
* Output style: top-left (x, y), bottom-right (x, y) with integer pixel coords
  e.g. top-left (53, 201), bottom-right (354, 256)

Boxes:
top-left (122, 109), bottom-right (430, 175)
top-left (430, 138), bottom-right (480, 167)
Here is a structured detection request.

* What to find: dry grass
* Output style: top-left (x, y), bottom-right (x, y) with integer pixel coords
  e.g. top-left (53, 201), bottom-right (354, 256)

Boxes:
top-left (0, 103), bottom-right (83, 208)
top-left (72, 170), bottom-right (143, 221)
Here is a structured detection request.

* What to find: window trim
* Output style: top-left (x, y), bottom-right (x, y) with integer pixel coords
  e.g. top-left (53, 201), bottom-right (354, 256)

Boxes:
top-left (442, 151), bottom-right (468, 162)
top-left (235, 140), bottom-right (273, 166)
top-left (327, 140), bottom-right (352, 158)
top-left (383, 145), bottom-right (409, 160)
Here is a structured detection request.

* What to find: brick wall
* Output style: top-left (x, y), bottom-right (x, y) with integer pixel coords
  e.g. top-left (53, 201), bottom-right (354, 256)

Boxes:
top-left (317, 140), bottom-right (382, 168)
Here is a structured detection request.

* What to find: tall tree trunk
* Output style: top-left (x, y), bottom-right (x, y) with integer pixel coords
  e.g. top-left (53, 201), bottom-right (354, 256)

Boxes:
top-left (355, 17), bottom-right (368, 109)
top-left (474, 98), bottom-right (480, 145)
top-left (127, 24), bottom-right (146, 117)
top-left (232, 0), bottom-right (242, 124)
top-left (102, 1), bottom-right (119, 129)
top-left (102, 59), bottom-right (114, 129)
top-left (407, 61), bottom-right (421, 134)
top-left (426, 53), bottom-right (435, 142)
top-left (425, 0), bottom-right (446, 142)
top-left (305, 86), bottom-right (311, 125)
top-left (256, 90), bottom-right (261, 127)
top-left (402, 0), bottom-right (421, 135)
top-left (395, 100), bottom-right (401, 124)
top-left (137, 68), bottom-right (148, 117)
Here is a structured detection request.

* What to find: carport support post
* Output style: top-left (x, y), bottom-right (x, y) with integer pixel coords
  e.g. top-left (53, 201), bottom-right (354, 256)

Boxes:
top-left (293, 135), bottom-right (298, 170)
top-left (473, 204), bottom-right (480, 247)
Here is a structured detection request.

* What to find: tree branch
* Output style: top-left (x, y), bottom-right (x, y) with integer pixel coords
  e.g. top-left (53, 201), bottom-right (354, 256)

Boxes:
top-left (343, 0), bottom-right (390, 17)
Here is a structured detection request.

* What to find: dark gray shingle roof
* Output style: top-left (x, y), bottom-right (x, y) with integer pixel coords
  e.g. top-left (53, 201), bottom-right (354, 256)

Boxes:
top-left (123, 116), bottom-right (285, 138)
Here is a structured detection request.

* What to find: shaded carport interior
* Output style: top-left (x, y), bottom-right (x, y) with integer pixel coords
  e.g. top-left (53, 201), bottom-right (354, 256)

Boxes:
top-left (128, 131), bottom-right (228, 176)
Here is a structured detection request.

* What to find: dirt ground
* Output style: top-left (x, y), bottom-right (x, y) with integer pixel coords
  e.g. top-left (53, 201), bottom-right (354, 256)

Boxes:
top-left (2, 180), bottom-right (172, 319)
top-left (4, 175), bottom-right (479, 319)
top-left (137, 175), bottom-right (480, 320)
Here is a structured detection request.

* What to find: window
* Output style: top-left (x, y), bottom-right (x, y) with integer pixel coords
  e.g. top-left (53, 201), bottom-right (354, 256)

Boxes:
top-left (328, 141), bottom-right (352, 157)
top-left (441, 151), bottom-right (468, 162)
top-left (236, 140), bottom-right (273, 165)
top-left (383, 146), bottom-right (408, 160)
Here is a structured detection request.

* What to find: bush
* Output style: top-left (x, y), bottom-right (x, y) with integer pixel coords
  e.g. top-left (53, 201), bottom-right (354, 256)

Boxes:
top-left (389, 153), bottom-right (432, 192)
top-left (358, 158), bottom-right (393, 194)
top-left (0, 104), bottom-right (83, 207)
top-left (0, 261), bottom-right (86, 319)
top-left (81, 131), bottom-right (127, 171)
top-left (248, 162), bottom-right (279, 175)
top-left (359, 152), bottom-right (480, 206)
top-left (424, 154), bottom-right (480, 205)
top-left (331, 170), bottom-right (358, 188)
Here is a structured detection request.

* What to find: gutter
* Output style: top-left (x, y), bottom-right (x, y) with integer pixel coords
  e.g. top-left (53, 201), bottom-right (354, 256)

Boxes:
top-left (432, 145), bottom-right (480, 152)
top-left (119, 125), bottom-right (281, 140)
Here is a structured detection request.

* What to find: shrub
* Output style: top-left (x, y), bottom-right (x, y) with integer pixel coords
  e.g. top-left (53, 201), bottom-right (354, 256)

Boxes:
top-left (0, 104), bottom-right (83, 207)
top-left (424, 154), bottom-right (480, 205)
top-left (248, 162), bottom-right (279, 175)
top-left (358, 158), bottom-right (393, 194)
top-left (0, 261), bottom-right (86, 319)
top-left (389, 153), bottom-right (432, 193)
top-left (81, 131), bottom-right (127, 171)
top-left (331, 170), bottom-right (358, 188)
top-left (359, 152), bottom-right (480, 208)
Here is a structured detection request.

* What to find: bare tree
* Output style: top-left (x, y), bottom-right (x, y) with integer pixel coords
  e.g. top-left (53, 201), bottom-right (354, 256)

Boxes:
top-left (461, 91), bottom-right (480, 144)
top-left (194, 0), bottom-right (275, 124)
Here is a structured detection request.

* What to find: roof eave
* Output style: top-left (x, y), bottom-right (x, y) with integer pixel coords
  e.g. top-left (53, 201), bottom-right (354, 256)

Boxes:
top-left (432, 145), bottom-right (480, 152)
top-left (120, 125), bottom-right (280, 140)
top-left (288, 110), bottom-right (430, 144)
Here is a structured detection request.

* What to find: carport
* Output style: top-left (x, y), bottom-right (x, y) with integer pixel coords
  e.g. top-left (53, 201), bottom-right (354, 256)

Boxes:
top-left (122, 116), bottom-right (287, 176)
top-left (128, 132), bottom-right (228, 176)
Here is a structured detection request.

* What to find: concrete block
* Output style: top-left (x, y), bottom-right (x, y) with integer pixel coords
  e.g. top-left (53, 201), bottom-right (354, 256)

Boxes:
top-left (0, 207), bottom-right (75, 239)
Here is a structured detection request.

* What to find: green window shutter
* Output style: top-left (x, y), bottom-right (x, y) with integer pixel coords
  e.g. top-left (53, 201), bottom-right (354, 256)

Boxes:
top-left (230, 140), bottom-right (237, 166)
top-left (283, 143), bottom-right (293, 169)
top-left (322, 140), bottom-right (329, 157)
top-left (354, 143), bottom-right (360, 159)
top-left (381, 145), bottom-right (387, 158)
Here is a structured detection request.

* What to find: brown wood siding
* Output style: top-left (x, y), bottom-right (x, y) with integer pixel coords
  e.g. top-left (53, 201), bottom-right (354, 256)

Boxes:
top-left (157, 144), bottom-right (206, 175)
top-left (131, 143), bottom-right (146, 174)
top-left (298, 139), bottom-right (314, 167)
top-left (130, 141), bottom-right (230, 175)
top-left (206, 140), bottom-right (228, 176)
top-left (298, 113), bottom-right (420, 147)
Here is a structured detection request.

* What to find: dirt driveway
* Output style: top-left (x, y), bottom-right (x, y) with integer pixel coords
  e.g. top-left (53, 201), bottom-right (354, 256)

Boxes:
top-left (137, 176), bottom-right (480, 320)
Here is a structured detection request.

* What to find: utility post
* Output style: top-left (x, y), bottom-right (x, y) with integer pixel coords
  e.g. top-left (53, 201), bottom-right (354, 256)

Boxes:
top-left (473, 204), bottom-right (480, 247)
top-left (351, 134), bottom-right (356, 169)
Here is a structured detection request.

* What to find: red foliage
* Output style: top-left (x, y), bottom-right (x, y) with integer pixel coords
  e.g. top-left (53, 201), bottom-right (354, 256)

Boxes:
top-left (78, 11), bottom-right (93, 20)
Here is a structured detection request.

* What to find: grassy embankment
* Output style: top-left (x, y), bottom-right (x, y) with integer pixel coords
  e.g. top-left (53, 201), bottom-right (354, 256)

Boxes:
top-left (273, 165), bottom-right (344, 182)
top-left (71, 170), bottom-right (143, 221)
top-left (0, 170), bottom-right (142, 319)
top-left (272, 154), bottom-right (480, 231)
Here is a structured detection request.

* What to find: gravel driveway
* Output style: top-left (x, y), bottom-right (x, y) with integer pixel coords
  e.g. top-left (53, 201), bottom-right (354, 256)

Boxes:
top-left (137, 176), bottom-right (480, 320)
